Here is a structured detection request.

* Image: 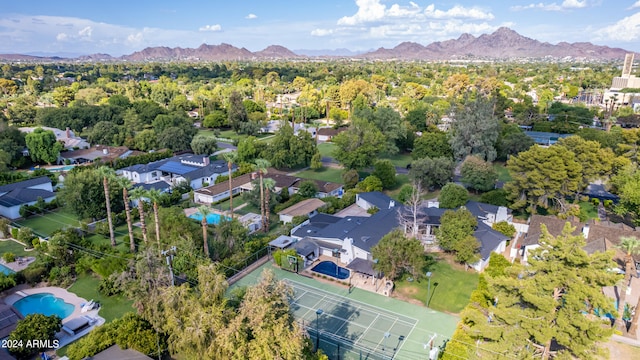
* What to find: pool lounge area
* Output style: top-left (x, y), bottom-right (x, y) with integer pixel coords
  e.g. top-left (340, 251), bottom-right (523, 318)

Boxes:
top-left (2, 287), bottom-right (105, 348)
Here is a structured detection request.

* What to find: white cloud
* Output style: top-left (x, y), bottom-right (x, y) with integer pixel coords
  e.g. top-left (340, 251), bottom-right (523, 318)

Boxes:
top-left (511, 1), bottom-right (587, 11)
top-left (245, 13), bottom-right (257, 19)
top-left (311, 28), bottom-right (334, 36)
top-left (198, 24), bottom-right (222, 32)
top-left (56, 33), bottom-right (68, 41)
top-left (424, 4), bottom-right (494, 20)
top-left (78, 26), bottom-right (92, 39)
top-left (596, 12), bottom-right (640, 42)
top-left (631, 1), bottom-right (640, 9)
top-left (338, 0), bottom-right (386, 26)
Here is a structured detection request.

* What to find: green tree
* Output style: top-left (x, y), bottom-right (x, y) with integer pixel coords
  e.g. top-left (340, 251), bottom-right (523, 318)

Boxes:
top-left (133, 129), bottom-right (158, 151)
top-left (332, 118), bottom-right (386, 169)
top-left (436, 208), bottom-right (477, 252)
top-left (495, 123), bottom-right (535, 161)
top-left (452, 234), bottom-right (481, 267)
top-left (158, 126), bottom-right (193, 152)
top-left (372, 159), bottom-right (397, 189)
top-left (356, 175), bottom-right (383, 192)
top-left (9, 314), bottom-right (61, 359)
top-left (505, 144), bottom-right (582, 213)
top-left (254, 159), bottom-right (271, 232)
top-left (342, 169), bottom-right (359, 189)
top-left (59, 168), bottom-right (123, 220)
top-left (146, 188), bottom-right (165, 246)
top-left (203, 110), bottom-right (228, 128)
top-left (460, 155), bottom-right (498, 192)
top-left (449, 95), bottom-right (500, 161)
top-left (371, 229), bottom-right (426, 280)
top-left (97, 166), bottom-right (117, 247)
top-left (452, 223), bottom-right (619, 359)
top-left (492, 221), bottom-right (516, 237)
top-left (557, 136), bottom-right (613, 188)
top-left (197, 205), bottom-right (212, 258)
top-left (25, 127), bottom-right (63, 165)
top-left (130, 187), bottom-right (149, 244)
top-left (438, 183), bottom-right (469, 209)
top-left (412, 131), bottom-right (453, 160)
top-left (409, 157), bottom-right (454, 189)
top-left (87, 120), bottom-right (123, 146)
top-left (297, 180), bottom-right (318, 198)
top-left (228, 91), bottom-right (248, 133)
top-left (310, 152), bottom-right (322, 170)
top-left (190, 135), bottom-right (217, 155)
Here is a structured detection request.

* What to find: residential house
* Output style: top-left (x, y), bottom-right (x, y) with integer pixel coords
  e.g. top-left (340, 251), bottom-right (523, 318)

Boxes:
top-left (129, 181), bottom-right (172, 207)
top-left (0, 177), bottom-right (55, 220)
top-left (317, 127), bottom-right (346, 142)
top-left (19, 126), bottom-right (89, 151)
top-left (278, 198), bottom-right (326, 224)
top-left (193, 170), bottom-right (343, 205)
top-left (291, 192), bottom-right (510, 273)
top-left (120, 154), bottom-right (235, 190)
top-left (58, 145), bottom-right (143, 165)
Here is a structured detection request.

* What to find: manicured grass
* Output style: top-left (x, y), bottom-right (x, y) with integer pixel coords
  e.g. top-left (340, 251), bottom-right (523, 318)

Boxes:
top-left (494, 162), bottom-right (512, 182)
top-left (0, 239), bottom-right (32, 257)
top-left (15, 209), bottom-right (81, 237)
top-left (381, 152), bottom-right (413, 168)
top-left (394, 260), bottom-right (479, 314)
top-left (579, 201), bottom-right (599, 221)
top-left (384, 174), bottom-right (410, 201)
top-left (236, 203), bottom-right (261, 215)
top-left (67, 273), bottom-right (134, 323)
top-left (317, 142), bottom-right (337, 158)
top-left (295, 167), bottom-right (345, 184)
top-left (215, 196), bottom-right (247, 211)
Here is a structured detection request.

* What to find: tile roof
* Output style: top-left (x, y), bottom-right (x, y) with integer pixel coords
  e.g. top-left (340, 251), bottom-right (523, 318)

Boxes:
top-left (195, 173), bottom-right (253, 196)
top-left (521, 214), bottom-right (583, 247)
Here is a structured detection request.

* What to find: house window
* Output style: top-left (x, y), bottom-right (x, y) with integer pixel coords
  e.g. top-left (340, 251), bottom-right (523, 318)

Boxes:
top-left (151, 171), bottom-right (158, 177)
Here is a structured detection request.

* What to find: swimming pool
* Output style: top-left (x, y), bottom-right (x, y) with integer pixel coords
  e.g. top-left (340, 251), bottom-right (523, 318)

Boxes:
top-left (189, 212), bottom-right (231, 225)
top-left (0, 263), bottom-right (15, 275)
top-left (13, 293), bottom-right (75, 319)
top-left (311, 261), bottom-right (350, 280)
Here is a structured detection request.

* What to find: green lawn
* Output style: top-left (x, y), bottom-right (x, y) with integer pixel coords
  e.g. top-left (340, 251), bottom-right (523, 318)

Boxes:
top-left (318, 142), bottom-right (337, 158)
top-left (0, 239), bottom-right (32, 257)
top-left (15, 209), bottom-right (81, 237)
top-left (494, 162), bottom-right (512, 182)
top-left (394, 260), bottom-right (479, 314)
top-left (381, 152), bottom-right (413, 168)
top-left (384, 174), bottom-right (410, 201)
top-left (579, 201), bottom-right (599, 221)
top-left (67, 273), bottom-right (134, 323)
top-left (295, 167), bottom-right (345, 184)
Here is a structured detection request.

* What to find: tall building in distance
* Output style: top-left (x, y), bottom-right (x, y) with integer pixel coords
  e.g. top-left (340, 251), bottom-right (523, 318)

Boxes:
top-left (611, 53), bottom-right (639, 90)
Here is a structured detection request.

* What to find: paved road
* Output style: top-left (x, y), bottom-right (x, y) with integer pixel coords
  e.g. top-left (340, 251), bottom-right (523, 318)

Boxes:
top-left (395, 166), bottom-right (409, 175)
top-left (217, 142), bottom-right (237, 150)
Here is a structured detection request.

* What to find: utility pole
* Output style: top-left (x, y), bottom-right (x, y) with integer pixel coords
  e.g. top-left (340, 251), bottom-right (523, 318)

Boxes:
top-left (161, 246), bottom-right (177, 286)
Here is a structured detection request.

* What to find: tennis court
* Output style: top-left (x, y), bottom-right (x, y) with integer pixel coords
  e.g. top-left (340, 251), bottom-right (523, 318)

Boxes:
top-left (289, 279), bottom-right (440, 360)
top-left (231, 262), bottom-right (459, 360)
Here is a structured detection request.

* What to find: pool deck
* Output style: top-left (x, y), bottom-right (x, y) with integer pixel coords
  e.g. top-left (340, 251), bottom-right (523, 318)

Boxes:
top-left (2, 287), bottom-right (105, 348)
top-left (303, 256), bottom-right (393, 296)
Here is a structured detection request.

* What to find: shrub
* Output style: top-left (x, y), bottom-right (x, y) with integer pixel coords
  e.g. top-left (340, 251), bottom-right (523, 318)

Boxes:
top-left (2, 252), bottom-right (15, 263)
top-left (0, 273), bottom-right (17, 292)
top-left (604, 199), bottom-right (613, 208)
top-left (21, 265), bottom-right (48, 284)
top-left (591, 198), bottom-right (600, 206)
top-left (98, 275), bottom-right (121, 296)
top-left (492, 221), bottom-right (516, 238)
top-left (0, 218), bottom-right (10, 238)
top-left (367, 206), bottom-right (380, 215)
top-left (11, 228), bottom-right (19, 239)
top-left (17, 228), bottom-right (35, 246)
top-left (342, 169), bottom-right (359, 189)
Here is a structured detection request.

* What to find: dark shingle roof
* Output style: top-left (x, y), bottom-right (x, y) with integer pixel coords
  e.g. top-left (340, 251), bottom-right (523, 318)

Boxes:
top-left (474, 222), bottom-right (509, 261)
top-left (0, 176), bottom-right (50, 193)
top-left (0, 188), bottom-right (56, 207)
top-left (358, 191), bottom-right (394, 209)
top-left (521, 215), bottom-right (582, 247)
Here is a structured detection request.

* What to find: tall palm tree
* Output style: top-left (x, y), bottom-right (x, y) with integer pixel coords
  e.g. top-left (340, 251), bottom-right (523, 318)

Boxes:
top-left (221, 151), bottom-right (238, 215)
top-left (130, 187), bottom-right (149, 244)
top-left (146, 188), bottom-right (164, 247)
top-left (115, 177), bottom-right (136, 253)
top-left (253, 159), bottom-right (270, 232)
top-left (262, 178), bottom-right (276, 233)
top-left (97, 166), bottom-right (117, 247)
top-left (197, 205), bottom-right (211, 258)
top-left (619, 236), bottom-right (640, 334)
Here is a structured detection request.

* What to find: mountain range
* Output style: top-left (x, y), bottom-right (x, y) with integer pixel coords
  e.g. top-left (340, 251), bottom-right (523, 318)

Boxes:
top-left (0, 27), bottom-right (631, 62)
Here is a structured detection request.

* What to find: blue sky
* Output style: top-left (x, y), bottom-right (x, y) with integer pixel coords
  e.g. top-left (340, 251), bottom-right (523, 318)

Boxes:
top-left (1, 0), bottom-right (640, 56)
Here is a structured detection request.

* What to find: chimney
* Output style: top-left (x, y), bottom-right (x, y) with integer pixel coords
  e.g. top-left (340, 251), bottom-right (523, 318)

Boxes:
top-left (203, 157), bottom-right (210, 166)
top-left (582, 224), bottom-right (590, 239)
top-left (389, 200), bottom-right (395, 209)
top-left (65, 127), bottom-right (71, 138)
top-left (102, 148), bottom-right (109, 155)
top-left (251, 172), bottom-right (257, 180)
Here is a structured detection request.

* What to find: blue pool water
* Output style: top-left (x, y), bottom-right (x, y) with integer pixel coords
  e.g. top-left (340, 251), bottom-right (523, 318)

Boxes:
top-left (311, 261), bottom-right (350, 280)
top-left (0, 263), bottom-right (15, 275)
top-left (13, 293), bottom-right (75, 319)
top-left (189, 212), bottom-right (231, 225)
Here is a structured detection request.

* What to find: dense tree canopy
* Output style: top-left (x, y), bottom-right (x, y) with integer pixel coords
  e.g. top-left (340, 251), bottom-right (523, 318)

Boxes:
top-left (332, 118), bottom-right (386, 170)
top-left (371, 229), bottom-right (427, 280)
top-left (25, 127), bottom-right (63, 165)
top-left (449, 95), bottom-right (500, 162)
top-left (409, 156), bottom-right (454, 189)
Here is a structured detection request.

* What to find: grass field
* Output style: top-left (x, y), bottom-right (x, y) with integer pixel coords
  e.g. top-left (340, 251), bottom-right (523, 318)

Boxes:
top-left (381, 152), bottom-right (413, 168)
top-left (15, 209), bottom-right (81, 237)
top-left (579, 201), bottom-right (599, 221)
top-left (0, 239), bottom-right (32, 257)
top-left (295, 167), bottom-right (345, 184)
top-left (494, 162), bottom-right (512, 183)
top-left (67, 274), bottom-right (134, 323)
top-left (318, 142), bottom-right (337, 158)
top-left (394, 259), bottom-right (479, 314)
top-left (384, 174), bottom-right (410, 201)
